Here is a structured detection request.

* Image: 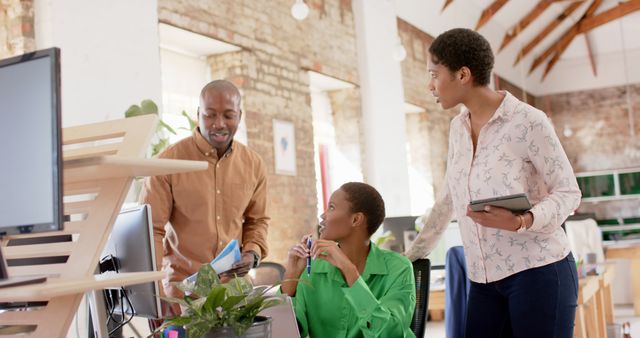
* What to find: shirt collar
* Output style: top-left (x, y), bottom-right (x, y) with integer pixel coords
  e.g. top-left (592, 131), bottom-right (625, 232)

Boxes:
top-left (462, 90), bottom-right (514, 126)
top-left (193, 128), bottom-right (234, 159)
top-left (313, 242), bottom-right (388, 282)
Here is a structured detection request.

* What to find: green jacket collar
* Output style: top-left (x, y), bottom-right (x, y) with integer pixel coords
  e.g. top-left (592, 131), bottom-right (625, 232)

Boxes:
top-left (313, 242), bottom-right (388, 283)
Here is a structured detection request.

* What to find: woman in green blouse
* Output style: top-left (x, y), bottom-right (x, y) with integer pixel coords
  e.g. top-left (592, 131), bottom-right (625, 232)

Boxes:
top-left (281, 182), bottom-right (417, 338)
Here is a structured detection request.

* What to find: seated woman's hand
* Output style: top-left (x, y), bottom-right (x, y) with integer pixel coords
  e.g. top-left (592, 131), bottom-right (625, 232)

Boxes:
top-left (285, 234), bottom-right (312, 278)
top-left (312, 239), bottom-right (360, 286)
top-left (281, 234), bottom-right (312, 296)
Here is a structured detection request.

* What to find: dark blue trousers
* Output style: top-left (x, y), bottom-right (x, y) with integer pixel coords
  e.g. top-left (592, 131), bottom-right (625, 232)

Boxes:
top-left (445, 246), bottom-right (470, 338)
top-left (465, 253), bottom-right (578, 338)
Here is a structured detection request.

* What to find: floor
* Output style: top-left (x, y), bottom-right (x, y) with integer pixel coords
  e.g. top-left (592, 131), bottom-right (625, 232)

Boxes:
top-left (422, 304), bottom-right (640, 338)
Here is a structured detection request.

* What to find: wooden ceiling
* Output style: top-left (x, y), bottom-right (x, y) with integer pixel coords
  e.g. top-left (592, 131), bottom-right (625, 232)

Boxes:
top-left (442, 0), bottom-right (640, 80)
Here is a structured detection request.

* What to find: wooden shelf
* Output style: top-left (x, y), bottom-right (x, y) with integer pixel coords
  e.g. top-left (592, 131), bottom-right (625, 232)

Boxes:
top-left (0, 271), bottom-right (166, 302)
top-left (599, 224), bottom-right (640, 232)
top-left (581, 194), bottom-right (640, 203)
top-left (0, 115), bottom-right (206, 337)
top-left (64, 155), bottom-right (208, 183)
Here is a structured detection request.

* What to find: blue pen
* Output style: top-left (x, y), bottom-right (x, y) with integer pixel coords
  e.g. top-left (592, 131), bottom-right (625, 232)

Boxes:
top-left (306, 237), bottom-right (312, 276)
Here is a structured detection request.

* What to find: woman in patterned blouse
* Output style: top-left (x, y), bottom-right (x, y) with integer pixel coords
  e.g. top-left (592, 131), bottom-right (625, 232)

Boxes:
top-left (405, 28), bottom-right (582, 338)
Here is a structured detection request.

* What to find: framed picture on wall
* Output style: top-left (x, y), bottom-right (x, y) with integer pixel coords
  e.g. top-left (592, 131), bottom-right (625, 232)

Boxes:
top-left (273, 119), bottom-right (296, 176)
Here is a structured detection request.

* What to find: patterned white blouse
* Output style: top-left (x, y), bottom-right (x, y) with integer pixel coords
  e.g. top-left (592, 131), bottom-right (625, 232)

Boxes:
top-left (405, 91), bottom-right (581, 283)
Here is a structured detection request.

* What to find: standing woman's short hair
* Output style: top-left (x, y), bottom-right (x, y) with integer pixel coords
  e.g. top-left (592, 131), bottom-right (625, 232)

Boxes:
top-left (429, 28), bottom-right (494, 86)
top-left (339, 182), bottom-right (386, 236)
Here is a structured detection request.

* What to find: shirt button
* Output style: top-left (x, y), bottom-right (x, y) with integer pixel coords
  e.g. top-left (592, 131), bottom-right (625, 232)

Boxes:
top-left (216, 216), bottom-right (221, 220)
top-left (216, 164), bottom-right (220, 168)
top-left (205, 152), bottom-right (209, 156)
top-left (216, 190), bottom-right (221, 194)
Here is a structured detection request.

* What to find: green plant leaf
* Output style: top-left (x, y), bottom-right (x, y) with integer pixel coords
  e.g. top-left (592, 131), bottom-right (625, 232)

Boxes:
top-left (260, 297), bottom-right (284, 311)
top-left (124, 105), bottom-right (142, 118)
top-left (165, 316), bottom-right (192, 326)
top-left (373, 230), bottom-right (395, 247)
top-left (159, 119), bottom-right (177, 135)
top-left (204, 287), bottom-right (226, 312)
top-left (221, 295), bottom-right (246, 310)
top-left (140, 99), bottom-right (159, 115)
top-left (185, 324), bottom-right (208, 338)
top-left (174, 280), bottom-right (196, 294)
top-left (194, 264), bottom-right (220, 297)
top-left (182, 110), bottom-right (198, 131)
top-left (159, 296), bottom-right (189, 308)
top-left (152, 138), bottom-right (169, 157)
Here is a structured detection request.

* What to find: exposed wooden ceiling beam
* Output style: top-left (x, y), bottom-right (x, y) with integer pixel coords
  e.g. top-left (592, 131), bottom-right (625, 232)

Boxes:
top-left (536, 0), bottom-right (602, 79)
top-left (584, 34), bottom-right (597, 77)
top-left (541, 25), bottom-right (579, 79)
top-left (475, 0), bottom-right (509, 30)
top-left (499, 0), bottom-right (555, 51)
top-left (441, 0), bottom-right (454, 12)
top-left (578, 0), bottom-right (640, 33)
top-left (533, 0), bottom-right (640, 78)
top-left (514, 0), bottom-right (583, 65)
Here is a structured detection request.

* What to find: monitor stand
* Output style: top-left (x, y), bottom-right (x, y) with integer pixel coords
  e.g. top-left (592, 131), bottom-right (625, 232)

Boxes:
top-left (0, 247), bottom-right (47, 288)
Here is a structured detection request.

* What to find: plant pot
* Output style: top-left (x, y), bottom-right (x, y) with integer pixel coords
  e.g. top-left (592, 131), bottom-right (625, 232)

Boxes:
top-left (202, 316), bottom-right (272, 338)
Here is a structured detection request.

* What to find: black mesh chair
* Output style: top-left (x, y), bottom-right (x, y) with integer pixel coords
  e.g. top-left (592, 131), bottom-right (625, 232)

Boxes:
top-left (250, 262), bottom-right (285, 286)
top-left (411, 258), bottom-right (431, 338)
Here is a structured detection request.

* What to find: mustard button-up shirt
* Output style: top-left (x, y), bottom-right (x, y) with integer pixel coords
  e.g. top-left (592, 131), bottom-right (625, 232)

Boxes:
top-left (140, 129), bottom-right (269, 297)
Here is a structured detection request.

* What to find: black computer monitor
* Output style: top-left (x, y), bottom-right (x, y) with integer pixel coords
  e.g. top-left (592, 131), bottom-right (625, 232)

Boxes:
top-left (382, 216), bottom-right (419, 253)
top-left (100, 204), bottom-right (161, 319)
top-left (0, 48), bottom-right (63, 287)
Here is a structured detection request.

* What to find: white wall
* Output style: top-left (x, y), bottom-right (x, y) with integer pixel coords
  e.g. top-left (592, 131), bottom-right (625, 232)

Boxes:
top-left (353, 0), bottom-right (412, 217)
top-left (160, 48), bottom-right (208, 143)
top-left (310, 90), bottom-right (364, 214)
top-left (34, 0), bottom-right (162, 127)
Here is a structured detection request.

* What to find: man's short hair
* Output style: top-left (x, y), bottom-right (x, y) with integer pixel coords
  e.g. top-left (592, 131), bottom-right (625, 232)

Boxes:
top-left (199, 79), bottom-right (242, 108)
top-left (429, 28), bottom-right (494, 86)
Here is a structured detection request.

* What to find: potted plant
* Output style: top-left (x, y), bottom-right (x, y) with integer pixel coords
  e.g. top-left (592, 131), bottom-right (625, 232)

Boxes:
top-left (152, 263), bottom-right (284, 338)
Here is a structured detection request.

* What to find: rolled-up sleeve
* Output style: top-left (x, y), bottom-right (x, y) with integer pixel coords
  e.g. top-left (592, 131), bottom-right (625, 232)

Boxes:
top-left (405, 123), bottom-right (455, 261)
top-left (526, 113), bottom-right (581, 233)
top-left (242, 158), bottom-right (270, 259)
top-left (341, 266), bottom-right (416, 338)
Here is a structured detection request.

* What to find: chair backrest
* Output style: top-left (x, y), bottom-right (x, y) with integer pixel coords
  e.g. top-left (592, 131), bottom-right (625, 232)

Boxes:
top-left (411, 258), bottom-right (431, 338)
top-left (565, 218), bottom-right (605, 262)
top-left (250, 262), bottom-right (285, 286)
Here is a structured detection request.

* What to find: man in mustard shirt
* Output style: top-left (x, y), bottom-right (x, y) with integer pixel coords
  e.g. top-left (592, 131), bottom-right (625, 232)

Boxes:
top-left (140, 80), bottom-right (269, 316)
top-left (281, 182), bottom-right (416, 338)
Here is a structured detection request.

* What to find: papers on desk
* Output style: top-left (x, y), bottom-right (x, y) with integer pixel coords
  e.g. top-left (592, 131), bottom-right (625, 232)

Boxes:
top-left (184, 239), bottom-right (241, 284)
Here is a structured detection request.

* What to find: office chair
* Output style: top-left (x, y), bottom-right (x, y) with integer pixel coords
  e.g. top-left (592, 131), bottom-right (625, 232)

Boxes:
top-left (250, 262), bottom-right (285, 286)
top-left (411, 258), bottom-right (431, 338)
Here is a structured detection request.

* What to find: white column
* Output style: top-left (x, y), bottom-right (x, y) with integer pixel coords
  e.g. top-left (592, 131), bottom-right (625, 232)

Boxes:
top-left (34, 0), bottom-right (162, 127)
top-left (352, 0), bottom-right (412, 216)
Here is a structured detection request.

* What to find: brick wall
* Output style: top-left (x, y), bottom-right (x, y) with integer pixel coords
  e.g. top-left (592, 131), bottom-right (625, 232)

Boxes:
top-left (0, 0), bottom-right (35, 59)
top-left (536, 83), bottom-right (640, 219)
top-left (537, 83), bottom-right (640, 173)
top-left (159, 0), bottom-right (359, 263)
top-left (398, 18), bottom-right (459, 200)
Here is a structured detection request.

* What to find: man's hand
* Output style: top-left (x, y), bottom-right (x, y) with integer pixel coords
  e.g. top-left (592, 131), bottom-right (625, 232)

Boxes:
top-left (466, 205), bottom-right (520, 231)
top-left (220, 251), bottom-right (255, 280)
top-left (160, 299), bottom-right (182, 318)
